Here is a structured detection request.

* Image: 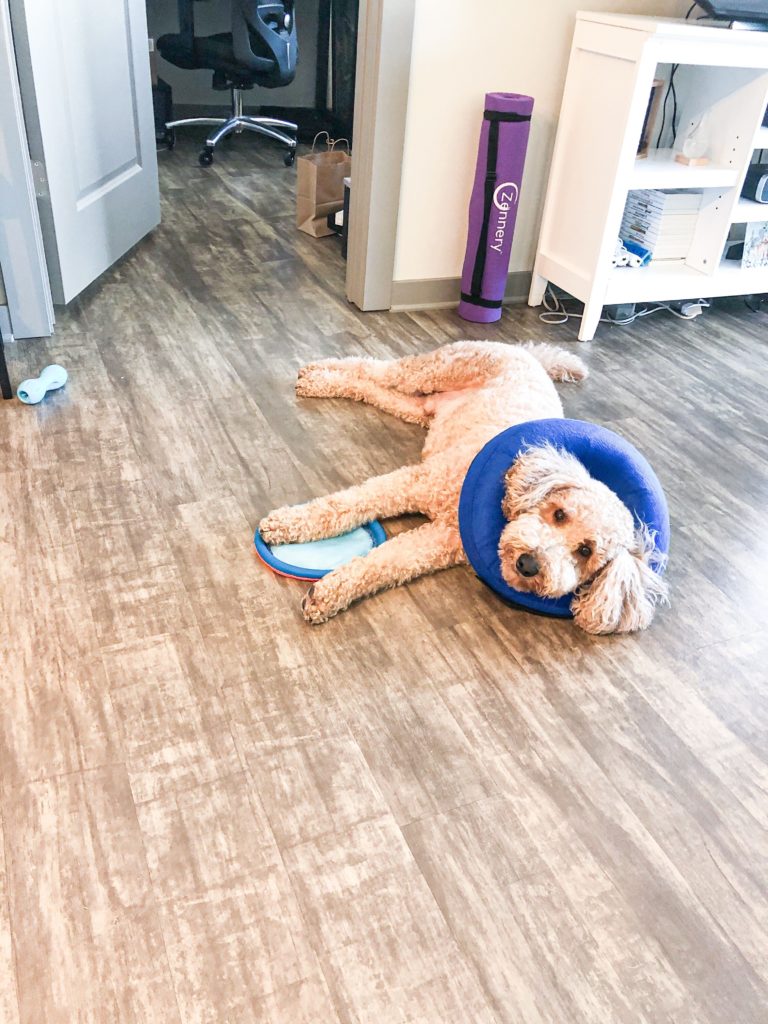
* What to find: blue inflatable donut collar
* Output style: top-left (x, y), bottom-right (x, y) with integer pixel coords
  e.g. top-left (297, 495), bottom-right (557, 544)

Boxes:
top-left (458, 419), bottom-right (670, 618)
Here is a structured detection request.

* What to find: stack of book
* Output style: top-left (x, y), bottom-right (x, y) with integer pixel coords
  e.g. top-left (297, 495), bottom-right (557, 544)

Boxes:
top-left (620, 189), bottom-right (702, 261)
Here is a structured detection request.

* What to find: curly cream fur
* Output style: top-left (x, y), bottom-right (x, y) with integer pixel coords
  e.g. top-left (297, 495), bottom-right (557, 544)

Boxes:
top-left (259, 340), bottom-right (666, 631)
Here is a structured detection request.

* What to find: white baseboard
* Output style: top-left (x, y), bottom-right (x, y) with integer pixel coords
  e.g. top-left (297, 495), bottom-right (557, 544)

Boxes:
top-left (390, 271), bottom-right (532, 311)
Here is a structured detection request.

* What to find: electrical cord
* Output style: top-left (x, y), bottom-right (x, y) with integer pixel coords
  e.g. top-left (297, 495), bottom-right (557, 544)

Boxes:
top-left (653, 3), bottom-right (698, 150)
top-left (655, 64), bottom-right (680, 148)
top-left (539, 286), bottom-right (710, 327)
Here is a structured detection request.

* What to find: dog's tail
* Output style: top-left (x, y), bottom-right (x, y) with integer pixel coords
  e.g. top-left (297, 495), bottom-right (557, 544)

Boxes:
top-left (523, 342), bottom-right (588, 383)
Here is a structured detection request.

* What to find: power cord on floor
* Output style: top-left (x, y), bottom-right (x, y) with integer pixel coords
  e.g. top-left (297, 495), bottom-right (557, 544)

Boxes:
top-left (538, 286), bottom-right (710, 327)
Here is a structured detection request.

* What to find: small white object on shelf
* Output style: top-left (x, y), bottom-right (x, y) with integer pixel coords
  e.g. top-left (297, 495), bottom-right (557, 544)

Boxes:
top-left (528, 12), bottom-right (768, 340)
top-left (675, 112), bottom-right (711, 165)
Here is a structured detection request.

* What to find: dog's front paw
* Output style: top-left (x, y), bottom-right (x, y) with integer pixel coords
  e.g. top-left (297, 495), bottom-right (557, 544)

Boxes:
top-left (259, 506), bottom-right (305, 545)
top-left (301, 582), bottom-right (338, 624)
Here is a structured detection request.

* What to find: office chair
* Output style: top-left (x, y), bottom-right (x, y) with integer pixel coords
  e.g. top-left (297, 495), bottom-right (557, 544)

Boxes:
top-left (159, 1), bottom-right (298, 167)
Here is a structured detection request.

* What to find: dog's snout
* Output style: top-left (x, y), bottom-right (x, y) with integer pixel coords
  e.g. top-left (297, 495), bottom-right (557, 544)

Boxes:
top-left (516, 553), bottom-right (540, 578)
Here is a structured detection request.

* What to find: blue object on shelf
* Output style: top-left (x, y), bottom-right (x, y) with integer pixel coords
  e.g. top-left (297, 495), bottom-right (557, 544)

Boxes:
top-left (254, 521), bottom-right (387, 580)
top-left (621, 239), bottom-right (652, 267)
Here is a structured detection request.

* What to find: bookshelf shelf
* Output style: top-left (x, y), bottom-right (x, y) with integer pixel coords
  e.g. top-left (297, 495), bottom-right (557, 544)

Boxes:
top-left (603, 258), bottom-right (767, 305)
top-left (732, 197), bottom-right (768, 223)
top-left (529, 13), bottom-right (768, 340)
top-left (630, 150), bottom-right (738, 190)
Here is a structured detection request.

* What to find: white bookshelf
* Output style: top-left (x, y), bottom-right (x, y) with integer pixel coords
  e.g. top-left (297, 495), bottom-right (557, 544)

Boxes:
top-left (529, 13), bottom-right (768, 340)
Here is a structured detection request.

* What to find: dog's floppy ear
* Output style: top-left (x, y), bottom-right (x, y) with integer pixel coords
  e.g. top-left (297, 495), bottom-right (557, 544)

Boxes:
top-left (571, 528), bottom-right (669, 635)
top-left (502, 444), bottom-right (592, 520)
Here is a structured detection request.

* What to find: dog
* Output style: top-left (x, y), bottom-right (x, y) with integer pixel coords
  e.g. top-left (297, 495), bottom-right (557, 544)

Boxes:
top-left (259, 341), bottom-right (668, 632)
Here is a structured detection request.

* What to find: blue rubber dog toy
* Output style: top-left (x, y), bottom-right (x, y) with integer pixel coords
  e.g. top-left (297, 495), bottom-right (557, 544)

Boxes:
top-left (17, 364), bottom-right (68, 405)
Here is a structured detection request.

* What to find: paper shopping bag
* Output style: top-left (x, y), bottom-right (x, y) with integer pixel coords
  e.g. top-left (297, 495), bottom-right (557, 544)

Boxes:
top-left (296, 133), bottom-right (351, 237)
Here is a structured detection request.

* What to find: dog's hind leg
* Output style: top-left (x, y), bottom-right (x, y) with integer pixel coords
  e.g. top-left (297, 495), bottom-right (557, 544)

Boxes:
top-left (309, 342), bottom-right (519, 395)
top-left (259, 464), bottom-right (425, 545)
top-left (299, 342), bottom-right (514, 397)
top-left (296, 367), bottom-right (429, 425)
top-left (301, 520), bottom-right (465, 623)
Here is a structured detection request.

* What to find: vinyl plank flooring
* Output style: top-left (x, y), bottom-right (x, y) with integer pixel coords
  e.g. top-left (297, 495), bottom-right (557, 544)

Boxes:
top-left (0, 812), bottom-right (20, 1024)
top-left (111, 688), bottom-right (242, 806)
top-left (2, 767), bottom-right (181, 1024)
top-left (87, 562), bottom-right (198, 648)
top-left (1, 134), bottom-right (767, 1022)
top-left (284, 816), bottom-right (499, 1023)
top-left (402, 798), bottom-right (692, 1024)
top-left (0, 647), bottom-right (122, 793)
top-left (157, 870), bottom-right (320, 1023)
top-left (323, 635), bottom-right (497, 826)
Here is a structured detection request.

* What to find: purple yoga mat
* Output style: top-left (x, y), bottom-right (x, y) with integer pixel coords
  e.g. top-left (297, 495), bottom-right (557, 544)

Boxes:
top-left (458, 92), bottom-right (534, 324)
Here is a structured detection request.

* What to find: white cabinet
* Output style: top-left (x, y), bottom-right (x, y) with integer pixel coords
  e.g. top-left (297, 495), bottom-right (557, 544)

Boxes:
top-left (528, 13), bottom-right (768, 340)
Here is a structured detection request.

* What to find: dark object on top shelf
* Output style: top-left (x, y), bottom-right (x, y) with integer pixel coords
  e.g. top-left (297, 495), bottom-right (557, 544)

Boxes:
top-left (742, 162), bottom-right (768, 201)
top-left (696, 1), bottom-right (768, 23)
top-left (637, 79), bottom-right (663, 157)
top-left (157, 1), bottom-right (298, 166)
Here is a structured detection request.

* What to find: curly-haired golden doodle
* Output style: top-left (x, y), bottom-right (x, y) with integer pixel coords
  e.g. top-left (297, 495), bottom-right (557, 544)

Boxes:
top-left (260, 341), bottom-right (668, 632)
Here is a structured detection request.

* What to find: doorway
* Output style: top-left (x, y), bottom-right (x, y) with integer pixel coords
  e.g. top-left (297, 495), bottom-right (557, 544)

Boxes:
top-left (0, 0), bottom-right (417, 342)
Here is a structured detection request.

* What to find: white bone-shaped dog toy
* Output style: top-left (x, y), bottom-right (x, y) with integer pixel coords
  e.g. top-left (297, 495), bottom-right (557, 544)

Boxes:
top-left (17, 364), bottom-right (68, 405)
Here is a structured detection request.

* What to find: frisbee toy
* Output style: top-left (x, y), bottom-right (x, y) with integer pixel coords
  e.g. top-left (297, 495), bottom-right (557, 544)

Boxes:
top-left (458, 418), bottom-right (670, 618)
top-left (254, 521), bottom-right (387, 581)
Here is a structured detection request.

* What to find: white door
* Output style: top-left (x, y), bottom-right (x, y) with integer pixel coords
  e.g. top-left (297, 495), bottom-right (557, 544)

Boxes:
top-left (9, 0), bottom-right (160, 305)
top-left (0, 0), bottom-right (54, 339)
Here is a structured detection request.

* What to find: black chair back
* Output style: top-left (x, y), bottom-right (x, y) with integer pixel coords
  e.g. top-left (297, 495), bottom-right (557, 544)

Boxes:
top-left (171, 0), bottom-right (297, 86)
top-left (232, 1), bottom-right (297, 87)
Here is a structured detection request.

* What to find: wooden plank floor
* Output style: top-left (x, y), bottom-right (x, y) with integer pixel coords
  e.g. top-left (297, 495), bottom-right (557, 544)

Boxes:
top-left (2, 133), bottom-right (767, 1024)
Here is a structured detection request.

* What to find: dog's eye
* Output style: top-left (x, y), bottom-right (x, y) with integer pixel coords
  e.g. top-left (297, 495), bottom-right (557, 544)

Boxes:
top-left (577, 543), bottom-right (593, 558)
top-left (553, 509), bottom-right (567, 523)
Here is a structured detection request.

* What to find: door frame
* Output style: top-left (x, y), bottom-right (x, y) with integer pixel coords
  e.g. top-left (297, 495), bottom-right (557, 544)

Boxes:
top-left (0, 0), bottom-right (53, 339)
top-left (2, 0), bottom-right (415, 326)
top-left (345, 0), bottom-right (416, 311)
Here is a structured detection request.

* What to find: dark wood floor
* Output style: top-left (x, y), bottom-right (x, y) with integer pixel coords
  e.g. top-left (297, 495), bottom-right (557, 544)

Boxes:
top-left (1, 132), bottom-right (767, 1024)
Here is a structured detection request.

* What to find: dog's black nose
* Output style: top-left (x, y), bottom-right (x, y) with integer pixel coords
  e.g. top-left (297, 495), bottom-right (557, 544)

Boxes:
top-left (516, 553), bottom-right (540, 578)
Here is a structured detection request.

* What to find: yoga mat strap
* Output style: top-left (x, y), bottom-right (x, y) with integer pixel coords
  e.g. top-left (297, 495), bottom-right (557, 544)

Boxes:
top-left (460, 293), bottom-right (503, 309)
top-left (483, 110), bottom-right (532, 122)
top-left (470, 118), bottom-right (501, 299)
top-left (458, 92), bottom-right (534, 324)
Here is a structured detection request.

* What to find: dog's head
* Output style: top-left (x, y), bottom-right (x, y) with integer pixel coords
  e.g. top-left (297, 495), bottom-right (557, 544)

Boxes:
top-left (498, 445), bottom-right (668, 634)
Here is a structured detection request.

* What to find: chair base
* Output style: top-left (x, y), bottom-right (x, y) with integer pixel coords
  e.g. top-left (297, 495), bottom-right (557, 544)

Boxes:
top-left (165, 88), bottom-right (297, 165)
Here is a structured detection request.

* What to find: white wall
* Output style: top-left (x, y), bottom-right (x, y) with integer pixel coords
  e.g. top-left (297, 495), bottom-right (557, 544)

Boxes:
top-left (393, 1), bottom-right (690, 284)
top-left (146, 0), bottom-right (318, 109)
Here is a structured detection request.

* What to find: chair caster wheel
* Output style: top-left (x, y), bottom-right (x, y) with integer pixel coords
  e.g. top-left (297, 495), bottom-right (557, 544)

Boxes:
top-left (283, 149), bottom-right (296, 167)
top-left (199, 147), bottom-right (214, 167)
